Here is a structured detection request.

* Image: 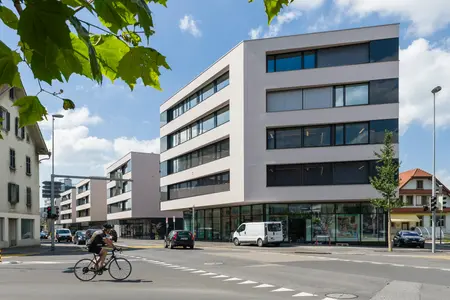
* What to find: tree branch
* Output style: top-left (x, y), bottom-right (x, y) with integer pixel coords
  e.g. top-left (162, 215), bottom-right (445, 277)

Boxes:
top-left (74, 0), bottom-right (95, 13)
top-left (13, 0), bottom-right (23, 15)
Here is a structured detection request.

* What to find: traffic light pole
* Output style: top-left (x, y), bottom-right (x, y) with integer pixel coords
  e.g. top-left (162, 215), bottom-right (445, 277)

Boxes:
top-left (431, 91), bottom-right (436, 254)
top-left (50, 117), bottom-right (56, 252)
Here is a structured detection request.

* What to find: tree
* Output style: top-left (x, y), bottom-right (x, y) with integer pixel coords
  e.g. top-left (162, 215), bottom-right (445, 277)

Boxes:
top-left (369, 131), bottom-right (402, 252)
top-left (0, 0), bottom-right (292, 139)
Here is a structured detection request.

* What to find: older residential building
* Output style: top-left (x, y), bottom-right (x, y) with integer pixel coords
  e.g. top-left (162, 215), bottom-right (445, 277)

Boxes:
top-left (0, 86), bottom-right (50, 248)
top-left (159, 24), bottom-right (399, 244)
top-left (106, 152), bottom-right (182, 239)
top-left (74, 179), bottom-right (106, 228)
top-left (393, 168), bottom-right (450, 234)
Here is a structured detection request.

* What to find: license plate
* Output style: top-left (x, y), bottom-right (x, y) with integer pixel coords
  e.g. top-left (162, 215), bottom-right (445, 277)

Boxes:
top-left (180, 237), bottom-right (188, 240)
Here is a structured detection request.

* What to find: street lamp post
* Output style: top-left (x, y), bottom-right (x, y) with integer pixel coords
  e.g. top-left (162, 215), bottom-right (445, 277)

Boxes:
top-left (431, 86), bottom-right (442, 254)
top-left (50, 114), bottom-right (64, 252)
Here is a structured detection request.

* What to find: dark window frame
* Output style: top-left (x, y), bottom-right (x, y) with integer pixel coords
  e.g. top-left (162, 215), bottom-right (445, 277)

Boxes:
top-left (25, 156), bottom-right (31, 175)
top-left (302, 125), bottom-right (332, 148)
top-left (0, 107), bottom-right (10, 132)
top-left (417, 180), bottom-right (424, 189)
top-left (267, 50), bottom-right (317, 73)
top-left (26, 187), bottom-right (32, 207)
top-left (9, 148), bottom-right (16, 170)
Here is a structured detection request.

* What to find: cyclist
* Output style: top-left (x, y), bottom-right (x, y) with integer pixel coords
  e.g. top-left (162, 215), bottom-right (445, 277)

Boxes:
top-left (87, 224), bottom-right (116, 270)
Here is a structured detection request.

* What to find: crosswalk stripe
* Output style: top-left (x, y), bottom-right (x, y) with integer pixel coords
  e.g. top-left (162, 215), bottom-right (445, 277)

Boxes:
top-left (212, 275), bottom-right (229, 279)
top-left (254, 284), bottom-right (274, 288)
top-left (200, 272), bottom-right (217, 276)
top-left (271, 287), bottom-right (294, 292)
top-left (238, 280), bottom-right (258, 285)
top-left (224, 277), bottom-right (242, 282)
top-left (292, 292), bottom-right (316, 297)
top-left (191, 270), bottom-right (206, 274)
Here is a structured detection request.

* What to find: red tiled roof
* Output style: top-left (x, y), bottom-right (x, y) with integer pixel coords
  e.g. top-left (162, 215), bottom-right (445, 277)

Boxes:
top-left (399, 168), bottom-right (449, 193)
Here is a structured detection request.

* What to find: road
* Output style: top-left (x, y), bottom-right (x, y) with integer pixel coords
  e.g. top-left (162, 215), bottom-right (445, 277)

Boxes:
top-left (1, 243), bottom-right (450, 299)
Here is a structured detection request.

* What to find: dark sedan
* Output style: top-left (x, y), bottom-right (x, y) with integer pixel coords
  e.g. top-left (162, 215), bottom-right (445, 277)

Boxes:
top-left (73, 230), bottom-right (87, 245)
top-left (393, 230), bottom-right (425, 248)
top-left (164, 230), bottom-right (194, 249)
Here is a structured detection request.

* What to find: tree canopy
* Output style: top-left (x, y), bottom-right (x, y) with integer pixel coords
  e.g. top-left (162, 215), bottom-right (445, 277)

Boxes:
top-left (0, 0), bottom-right (293, 138)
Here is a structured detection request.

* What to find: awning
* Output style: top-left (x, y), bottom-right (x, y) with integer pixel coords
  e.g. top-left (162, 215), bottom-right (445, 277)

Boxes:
top-left (391, 214), bottom-right (420, 223)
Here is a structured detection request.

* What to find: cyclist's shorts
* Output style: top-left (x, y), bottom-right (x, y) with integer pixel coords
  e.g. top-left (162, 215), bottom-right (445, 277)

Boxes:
top-left (88, 245), bottom-right (102, 255)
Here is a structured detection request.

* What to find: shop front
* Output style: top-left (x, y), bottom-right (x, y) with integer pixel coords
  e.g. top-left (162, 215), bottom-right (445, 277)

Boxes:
top-left (183, 202), bottom-right (387, 245)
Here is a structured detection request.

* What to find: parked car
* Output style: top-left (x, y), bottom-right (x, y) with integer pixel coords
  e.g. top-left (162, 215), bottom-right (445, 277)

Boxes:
top-left (164, 230), bottom-right (195, 249)
top-left (56, 229), bottom-right (72, 243)
top-left (40, 231), bottom-right (49, 239)
top-left (233, 222), bottom-right (283, 247)
top-left (73, 230), bottom-right (87, 245)
top-left (393, 230), bottom-right (425, 248)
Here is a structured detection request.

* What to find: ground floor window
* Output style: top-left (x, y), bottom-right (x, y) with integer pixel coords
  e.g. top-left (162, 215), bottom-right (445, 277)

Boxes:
top-left (183, 202), bottom-right (387, 244)
top-left (21, 219), bottom-right (34, 239)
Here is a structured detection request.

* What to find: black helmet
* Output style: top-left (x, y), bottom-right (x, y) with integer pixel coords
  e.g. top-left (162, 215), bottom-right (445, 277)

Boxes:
top-left (103, 223), bottom-right (113, 229)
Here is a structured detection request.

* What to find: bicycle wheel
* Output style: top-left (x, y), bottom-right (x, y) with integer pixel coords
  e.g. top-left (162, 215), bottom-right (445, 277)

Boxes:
top-left (108, 258), bottom-right (132, 281)
top-left (73, 259), bottom-right (97, 281)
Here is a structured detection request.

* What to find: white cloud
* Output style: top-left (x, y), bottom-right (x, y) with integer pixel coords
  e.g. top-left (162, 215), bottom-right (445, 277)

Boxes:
top-left (39, 107), bottom-right (159, 204)
top-left (334, 0), bottom-right (450, 36)
top-left (307, 12), bottom-right (343, 32)
top-left (179, 15), bottom-right (202, 37)
top-left (437, 170), bottom-right (450, 188)
top-left (399, 38), bottom-right (450, 134)
top-left (249, 26), bottom-right (263, 39)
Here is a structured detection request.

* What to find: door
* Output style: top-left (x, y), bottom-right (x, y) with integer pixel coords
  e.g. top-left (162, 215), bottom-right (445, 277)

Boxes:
top-left (9, 219), bottom-right (17, 247)
top-left (236, 224), bottom-right (247, 241)
top-left (401, 222), bottom-right (409, 230)
top-left (289, 218), bottom-right (307, 243)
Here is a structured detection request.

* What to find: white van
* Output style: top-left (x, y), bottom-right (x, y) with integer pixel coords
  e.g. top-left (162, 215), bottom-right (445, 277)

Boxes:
top-left (232, 222), bottom-right (283, 247)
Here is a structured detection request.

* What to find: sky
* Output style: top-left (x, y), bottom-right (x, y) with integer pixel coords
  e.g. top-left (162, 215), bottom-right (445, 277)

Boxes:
top-left (1, 0), bottom-right (450, 206)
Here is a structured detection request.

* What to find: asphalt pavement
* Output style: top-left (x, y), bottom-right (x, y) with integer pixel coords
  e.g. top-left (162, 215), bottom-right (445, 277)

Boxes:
top-left (1, 242), bottom-right (450, 299)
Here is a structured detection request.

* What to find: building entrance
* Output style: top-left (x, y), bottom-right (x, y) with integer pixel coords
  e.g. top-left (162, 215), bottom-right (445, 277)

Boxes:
top-left (289, 217), bottom-right (307, 243)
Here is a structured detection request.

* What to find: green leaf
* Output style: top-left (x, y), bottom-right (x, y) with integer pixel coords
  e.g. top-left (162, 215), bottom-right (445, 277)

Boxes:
top-left (122, 31), bottom-right (142, 46)
top-left (18, 0), bottom-right (73, 56)
top-left (18, 41), bottom-right (33, 63)
top-left (56, 33), bottom-right (92, 80)
top-left (130, 0), bottom-right (154, 39)
top-left (61, 0), bottom-right (94, 13)
top-left (94, 0), bottom-right (137, 34)
top-left (12, 96), bottom-right (48, 127)
top-left (149, 0), bottom-right (167, 6)
top-left (29, 40), bottom-right (63, 84)
top-left (93, 35), bottom-right (130, 82)
top-left (0, 41), bottom-right (23, 88)
top-left (69, 17), bottom-right (102, 83)
top-left (249, 0), bottom-right (294, 24)
top-left (117, 46), bottom-right (170, 91)
top-left (63, 99), bottom-right (76, 110)
top-left (0, 5), bottom-right (19, 29)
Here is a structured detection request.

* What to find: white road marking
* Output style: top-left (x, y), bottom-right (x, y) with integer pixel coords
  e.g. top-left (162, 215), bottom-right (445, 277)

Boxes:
top-left (183, 268), bottom-right (197, 271)
top-left (238, 280), bottom-right (258, 285)
top-left (224, 277), bottom-right (242, 282)
top-left (168, 265), bottom-right (180, 268)
top-left (370, 262), bottom-right (385, 265)
top-left (392, 264), bottom-right (405, 267)
top-left (174, 267), bottom-right (187, 270)
top-left (413, 266), bottom-right (430, 269)
top-left (191, 270), bottom-right (206, 274)
top-left (200, 272), bottom-right (217, 276)
top-left (292, 292), bottom-right (317, 297)
top-left (254, 284), bottom-right (274, 288)
top-left (271, 287), bottom-right (295, 292)
top-left (212, 275), bottom-right (229, 279)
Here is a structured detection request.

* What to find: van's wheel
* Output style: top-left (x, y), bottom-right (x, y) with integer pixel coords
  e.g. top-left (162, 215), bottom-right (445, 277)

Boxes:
top-left (233, 238), bottom-right (240, 246)
top-left (257, 238), bottom-right (263, 247)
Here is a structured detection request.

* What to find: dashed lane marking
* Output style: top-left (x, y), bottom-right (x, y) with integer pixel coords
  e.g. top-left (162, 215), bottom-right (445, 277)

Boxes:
top-left (212, 275), bottom-right (229, 279)
top-left (254, 284), bottom-right (274, 288)
top-left (271, 287), bottom-right (295, 292)
top-left (200, 272), bottom-right (217, 276)
top-left (224, 277), bottom-right (242, 282)
top-left (238, 280), bottom-right (258, 285)
top-left (293, 292), bottom-right (317, 297)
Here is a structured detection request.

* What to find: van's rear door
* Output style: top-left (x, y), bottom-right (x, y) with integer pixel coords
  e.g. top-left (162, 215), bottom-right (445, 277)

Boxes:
top-left (267, 223), bottom-right (283, 242)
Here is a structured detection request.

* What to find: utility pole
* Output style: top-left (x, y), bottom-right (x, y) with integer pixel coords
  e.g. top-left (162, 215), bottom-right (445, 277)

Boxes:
top-left (431, 85), bottom-right (442, 254)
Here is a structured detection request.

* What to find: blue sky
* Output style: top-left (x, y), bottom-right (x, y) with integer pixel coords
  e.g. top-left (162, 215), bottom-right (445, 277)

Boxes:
top-left (1, 0), bottom-right (450, 205)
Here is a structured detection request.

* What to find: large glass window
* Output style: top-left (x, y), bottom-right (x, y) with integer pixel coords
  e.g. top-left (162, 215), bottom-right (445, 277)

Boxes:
top-left (201, 144), bottom-right (216, 164)
top-left (160, 136), bottom-right (168, 152)
top-left (312, 213), bottom-right (335, 242)
top-left (345, 123), bottom-right (369, 145)
top-left (216, 106), bottom-right (229, 126)
top-left (267, 164), bottom-right (302, 186)
top-left (303, 126), bottom-right (331, 147)
top-left (216, 73), bottom-right (229, 92)
top-left (21, 219), bottom-right (34, 239)
top-left (160, 111), bottom-right (167, 127)
top-left (335, 125), bottom-right (344, 145)
top-left (334, 86), bottom-right (344, 107)
top-left (191, 123), bottom-right (199, 138)
top-left (370, 38), bottom-right (399, 63)
top-left (345, 84), bottom-right (369, 106)
top-left (201, 114), bottom-right (215, 133)
top-left (218, 139), bottom-right (230, 158)
top-left (269, 128), bottom-right (302, 149)
top-left (333, 161), bottom-right (369, 185)
top-left (201, 83), bottom-right (215, 101)
top-left (275, 52), bottom-right (302, 72)
top-left (267, 90), bottom-right (303, 112)
top-left (317, 43), bottom-right (369, 68)
top-left (160, 161), bottom-right (168, 177)
top-left (369, 78), bottom-right (399, 105)
top-left (179, 128), bottom-right (189, 144)
top-left (336, 214), bottom-right (360, 242)
top-left (303, 87), bottom-right (333, 109)
top-left (166, 172), bottom-right (230, 200)
top-left (267, 56), bottom-right (275, 73)
top-left (370, 119), bottom-right (399, 144)
top-left (303, 163), bottom-right (332, 185)
top-left (303, 51), bottom-right (316, 69)
top-left (212, 209), bottom-right (221, 240)
top-left (188, 94), bottom-right (198, 109)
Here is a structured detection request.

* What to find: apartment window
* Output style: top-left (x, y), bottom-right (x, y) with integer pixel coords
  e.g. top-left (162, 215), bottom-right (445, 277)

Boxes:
top-left (303, 163), bottom-right (333, 185)
top-left (179, 127), bottom-right (190, 144)
top-left (77, 209), bottom-right (90, 217)
top-left (26, 156), bottom-right (31, 175)
top-left (335, 125), bottom-right (344, 145)
top-left (345, 84), bottom-right (369, 106)
top-left (77, 196), bottom-right (89, 206)
top-left (276, 52), bottom-right (302, 72)
top-left (9, 149), bottom-right (16, 169)
top-left (201, 114), bottom-right (215, 133)
top-left (160, 161), bottom-right (168, 177)
top-left (370, 38), bottom-right (399, 63)
top-left (303, 51), bottom-right (316, 69)
top-left (77, 183), bottom-right (89, 194)
top-left (216, 73), bottom-right (229, 92)
top-left (201, 82), bottom-right (215, 101)
top-left (267, 128), bottom-right (302, 149)
top-left (267, 89), bottom-right (303, 112)
top-left (417, 180), bottom-right (424, 189)
top-left (406, 196), bottom-right (414, 206)
top-left (334, 86), bottom-right (344, 107)
top-left (164, 172), bottom-right (230, 201)
top-left (317, 43), bottom-right (369, 68)
top-left (9, 87), bottom-right (16, 100)
top-left (0, 107), bottom-right (10, 131)
top-left (8, 183), bottom-right (19, 204)
top-left (201, 144), bottom-right (216, 164)
top-left (345, 123), bottom-right (369, 145)
top-left (20, 127), bottom-right (25, 139)
top-left (26, 187), bottom-right (32, 207)
top-left (333, 161), bottom-right (369, 185)
top-left (369, 79), bottom-right (399, 105)
top-left (303, 87), bottom-right (333, 109)
top-left (160, 111), bottom-right (168, 127)
top-left (267, 164), bottom-right (302, 186)
top-left (303, 126), bottom-right (331, 147)
top-left (369, 119), bottom-right (399, 144)
top-left (421, 196), bottom-right (428, 206)
top-left (216, 106), bottom-right (229, 126)
top-left (21, 219), bottom-right (34, 239)
top-left (160, 136), bottom-right (168, 152)
top-left (26, 133), bottom-right (30, 143)
top-left (437, 216), bottom-right (446, 227)
top-left (108, 199), bottom-right (132, 214)
top-left (15, 117), bottom-right (19, 136)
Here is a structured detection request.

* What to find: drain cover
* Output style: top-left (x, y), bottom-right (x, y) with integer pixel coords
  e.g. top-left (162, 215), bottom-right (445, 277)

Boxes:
top-left (325, 293), bottom-right (358, 299)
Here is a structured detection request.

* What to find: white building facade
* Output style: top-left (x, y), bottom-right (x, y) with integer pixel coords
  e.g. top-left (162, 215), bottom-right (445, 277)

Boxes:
top-left (0, 86), bottom-right (49, 248)
top-left (106, 152), bottom-right (182, 239)
top-left (159, 24), bottom-right (399, 244)
top-left (57, 188), bottom-right (77, 226)
top-left (74, 179), bottom-right (106, 227)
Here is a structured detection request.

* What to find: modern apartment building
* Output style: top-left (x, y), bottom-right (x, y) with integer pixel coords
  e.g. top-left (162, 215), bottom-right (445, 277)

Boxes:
top-left (57, 188), bottom-right (77, 227)
top-left (159, 24), bottom-right (399, 244)
top-left (74, 179), bottom-right (106, 227)
top-left (393, 168), bottom-right (450, 234)
top-left (0, 86), bottom-right (49, 248)
top-left (106, 152), bottom-right (182, 239)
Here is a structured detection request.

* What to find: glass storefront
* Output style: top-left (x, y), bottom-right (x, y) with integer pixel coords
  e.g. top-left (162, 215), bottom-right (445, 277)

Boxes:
top-left (183, 202), bottom-right (387, 244)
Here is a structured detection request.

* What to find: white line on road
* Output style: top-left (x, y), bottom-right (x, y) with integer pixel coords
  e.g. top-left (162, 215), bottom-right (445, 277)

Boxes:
top-left (271, 288), bottom-right (294, 292)
top-left (183, 268), bottom-right (197, 271)
top-left (191, 270), bottom-right (206, 274)
top-left (212, 275), bottom-right (229, 279)
top-left (254, 284), bottom-right (274, 288)
top-left (224, 277), bottom-right (242, 282)
top-left (292, 292), bottom-right (317, 297)
top-left (200, 272), bottom-right (217, 276)
top-left (168, 265), bottom-right (180, 268)
top-left (391, 264), bottom-right (405, 267)
top-left (238, 280), bottom-right (258, 285)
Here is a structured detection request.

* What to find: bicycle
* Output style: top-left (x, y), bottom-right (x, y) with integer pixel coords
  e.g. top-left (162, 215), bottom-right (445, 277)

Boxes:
top-left (73, 248), bottom-right (132, 281)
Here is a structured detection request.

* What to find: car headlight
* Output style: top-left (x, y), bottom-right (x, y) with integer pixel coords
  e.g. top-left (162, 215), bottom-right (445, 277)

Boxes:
top-left (420, 238), bottom-right (425, 242)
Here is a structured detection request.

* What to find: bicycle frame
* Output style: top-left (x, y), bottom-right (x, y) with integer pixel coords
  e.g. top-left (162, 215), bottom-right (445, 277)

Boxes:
top-left (92, 248), bottom-right (121, 272)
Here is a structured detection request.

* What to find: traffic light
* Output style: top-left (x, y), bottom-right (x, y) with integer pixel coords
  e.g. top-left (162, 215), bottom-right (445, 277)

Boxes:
top-left (53, 207), bottom-right (60, 219)
top-left (431, 196), bottom-right (437, 211)
top-left (46, 206), bottom-right (52, 218)
top-left (423, 205), bottom-right (429, 212)
top-left (443, 196), bottom-right (447, 209)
